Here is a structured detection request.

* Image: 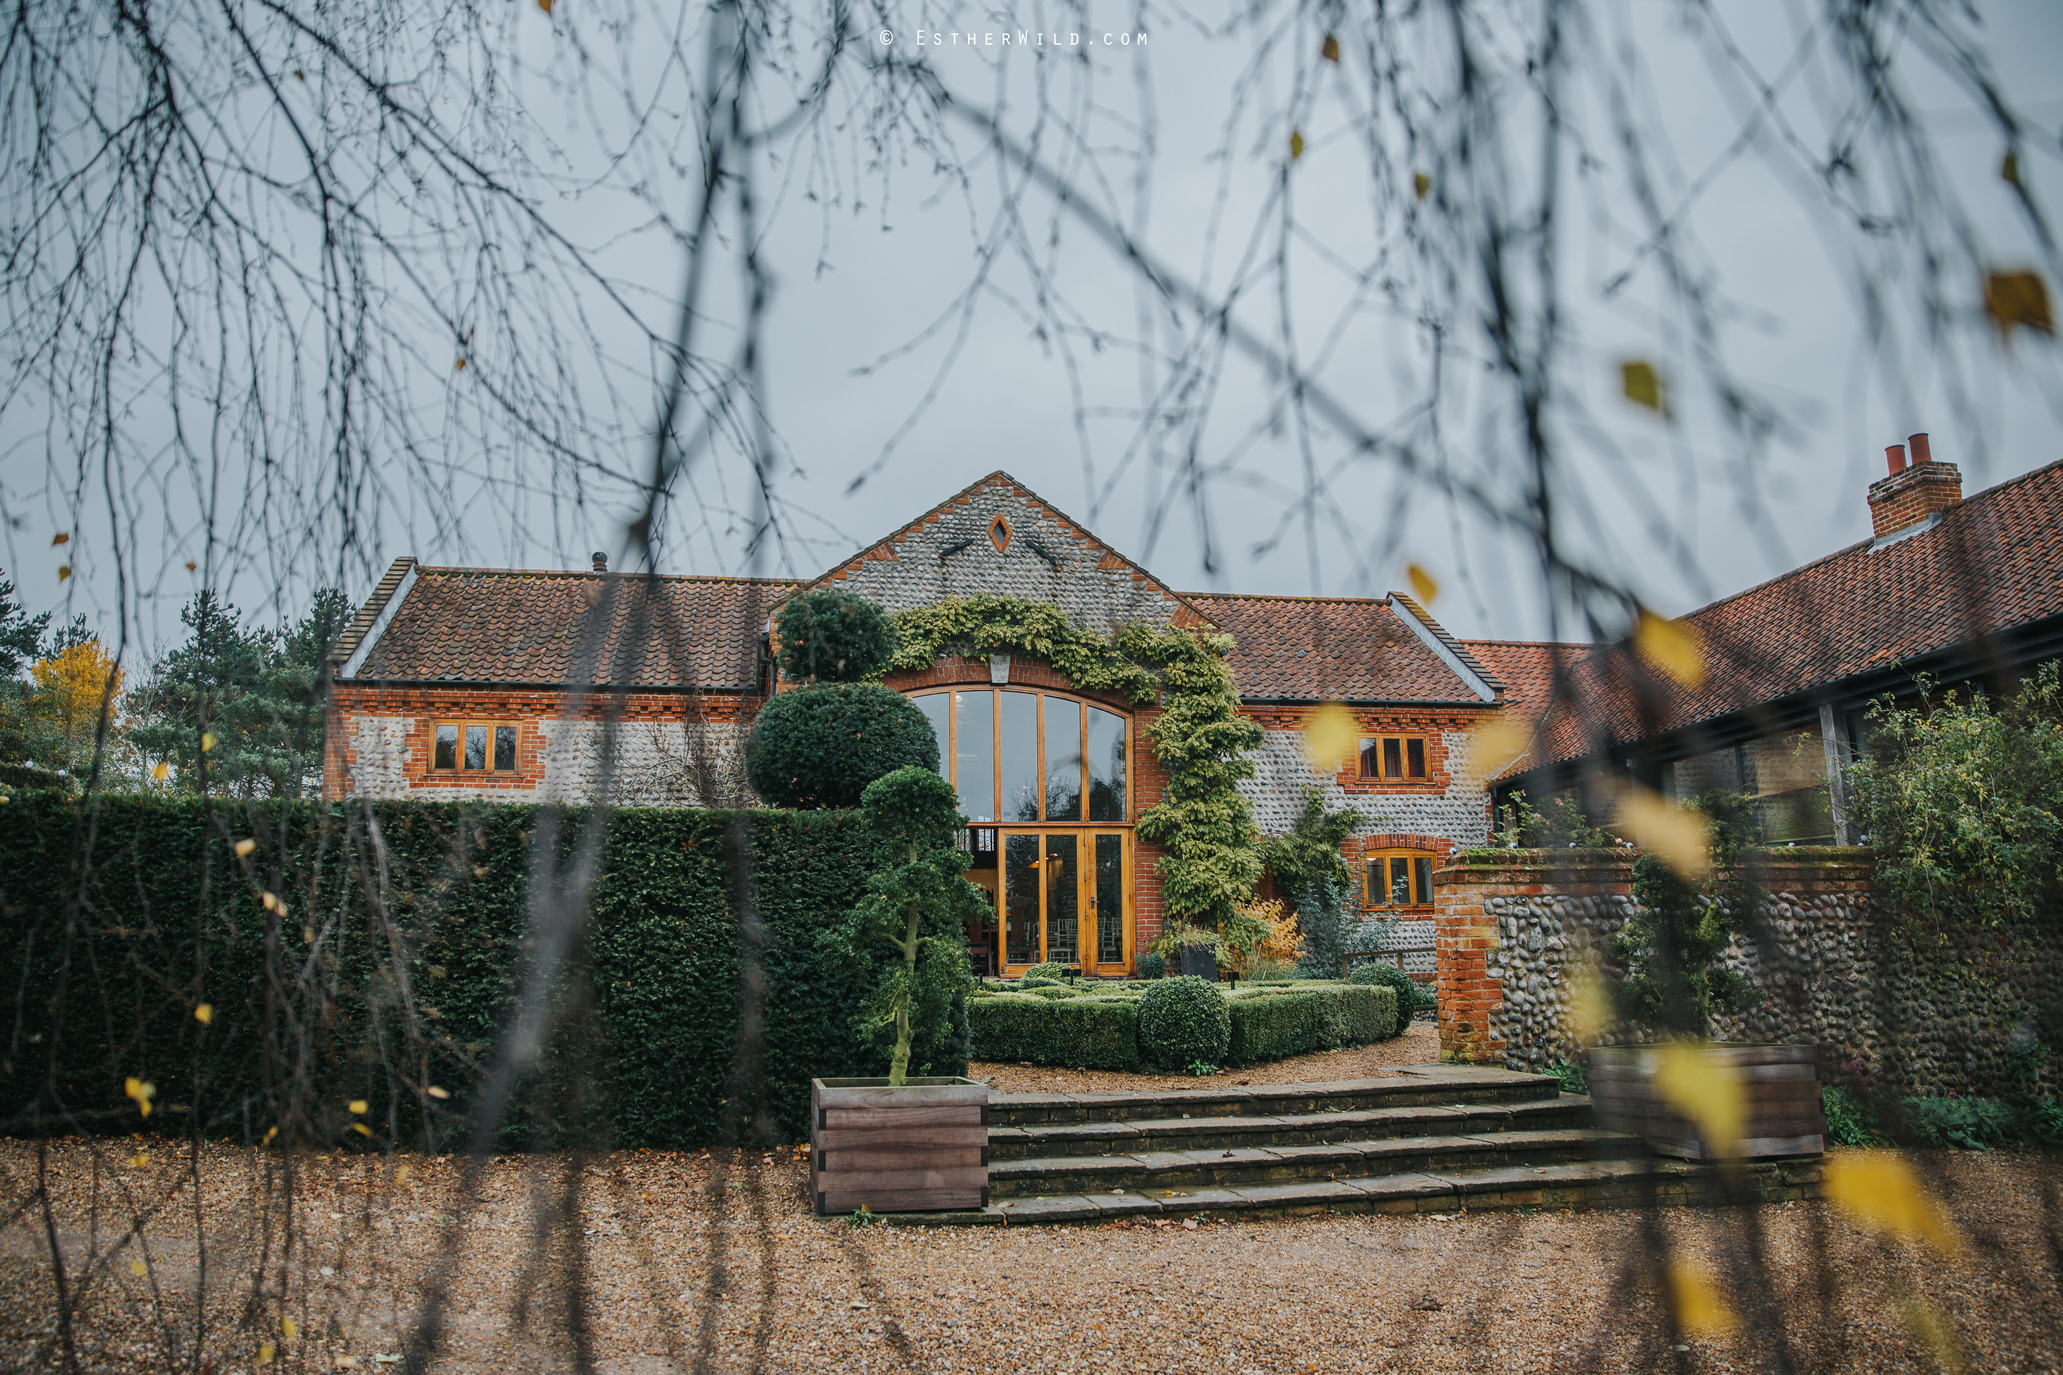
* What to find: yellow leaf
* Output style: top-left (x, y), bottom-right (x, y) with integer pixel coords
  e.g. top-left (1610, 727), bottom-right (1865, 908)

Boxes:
top-left (124, 1077), bottom-right (156, 1117)
top-left (1634, 609), bottom-right (1706, 689)
top-left (426, 1085), bottom-right (450, 1100)
top-left (52, 532), bottom-right (70, 546)
top-left (352, 1122), bottom-right (373, 1136)
top-left (235, 838), bottom-right (256, 857)
top-left (194, 1003), bottom-right (212, 1025)
top-left (1615, 788), bottom-right (1711, 880)
top-left (184, 561), bottom-right (197, 572)
top-left (302, 925), bottom-right (315, 944)
top-left (258, 1343), bottom-right (275, 1366)
top-left (128, 1153), bottom-right (149, 1167)
top-left (1898, 1295), bottom-right (1968, 1374)
top-left (395, 1164), bottom-right (414, 1185)
top-left (349, 1100), bottom-right (368, 1115)
top-left (2001, 150), bottom-right (2020, 187)
top-left (1984, 269), bottom-right (2053, 337)
top-left (1320, 33), bottom-right (1340, 62)
top-left (152, 761), bottom-right (171, 782)
top-left (131, 1259), bottom-right (148, 1277)
top-left (282, 1316), bottom-right (298, 1341)
top-left (1668, 1259), bottom-right (1735, 1336)
top-left (537, 0), bottom-right (552, 13)
top-left (1562, 965), bottom-right (1612, 1046)
top-left (1405, 563), bottom-right (1440, 606)
top-left (1289, 129), bottom-right (1305, 162)
top-left (1301, 702), bottom-right (1358, 774)
top-left (1620, 359), bottom-right (1670, 416)
top-left (1467, 714), bottom-right (1533, 778)
top-left (56, 565), bottom-right (71, 581)
top-left (1824, 1152), bottom-right (1963, 1255)
top-left (1413, 172), bottom-right (1430, 201)
top-left (201, 732), bottom-right (217, 752)
top-left (262, 891), bottom-right (281, 912)
top-left (455, 356), bottom-right (468, 370)
top-left (1652, 1041), bottom-right (1742, 1159)
top-left (262, 1125), bottom-right (279, 1146)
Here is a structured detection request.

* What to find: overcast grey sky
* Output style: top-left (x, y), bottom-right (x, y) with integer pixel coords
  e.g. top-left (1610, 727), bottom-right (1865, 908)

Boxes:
top-left (4, 0), bottom-right (2058, 656)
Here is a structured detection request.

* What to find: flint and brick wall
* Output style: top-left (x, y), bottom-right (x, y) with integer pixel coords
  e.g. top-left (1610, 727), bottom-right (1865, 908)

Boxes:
top-left (1434, 850), bottom-right (2063, 1098)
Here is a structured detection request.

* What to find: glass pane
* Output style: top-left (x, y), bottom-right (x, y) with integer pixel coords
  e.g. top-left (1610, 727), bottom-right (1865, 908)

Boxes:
top-left (1360, 741), bottom-right (1377, 778)
top-left (1366, 859), bottom-right (1382, 906)
top-left (1043, 698), bottom-right (1083, 822)
top-left (955, 691), bottom-right (995, 823)
top-left (464, 725), bottom-right (487, 771)
top-left (1407, 738), bottom-right (1427, 779)
top-left (1045, 834), bottom-right (1079, 966)
top-left (1096, 834), bottom-right (1124, 964)
top-left (494, 726), bottom-right (517, 771)
top-left (999, 691), bottom-right (1039, 822)
top-left (1389, 857), bottom-right (1410, 905)
top-left (1087, 706), bottom-right (1126, 822)
top-left (434, 725), bottom-right (458, 770)
top-left (1005, 834), bottom-right (1042, 966)
top-left (1414, 856), bottom-right (1434, 907)
top-left (1383, 738), bottom-right (1403, 779)
top-left (914, 694), bottom-right (950, 781)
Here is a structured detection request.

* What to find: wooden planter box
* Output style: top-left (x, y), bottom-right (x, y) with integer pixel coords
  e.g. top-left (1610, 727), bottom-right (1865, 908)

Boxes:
top-left (810, 1077), bottom-right (989, 1215)
top-left (1587, 1044), bottom-right (1824, 1160)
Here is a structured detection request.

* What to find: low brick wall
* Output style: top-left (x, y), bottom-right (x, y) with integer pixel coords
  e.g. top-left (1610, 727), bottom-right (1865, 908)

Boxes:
top-left (1434, 849), bottom-right (2062, 1098)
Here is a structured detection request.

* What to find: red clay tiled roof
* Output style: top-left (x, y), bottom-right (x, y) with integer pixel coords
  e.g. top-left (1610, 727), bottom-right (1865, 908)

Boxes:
top-left (346, 567), bottom-right (798, 689)
top-left (1498, 457), bottom-right (2063, 772)
top-left (1184, 594), bottom-right (1480, 702)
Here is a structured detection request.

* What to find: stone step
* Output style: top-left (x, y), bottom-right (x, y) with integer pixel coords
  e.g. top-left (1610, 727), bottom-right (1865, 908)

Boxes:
top-left (877, 1155), bottom-right (1827, 1227)
top-left (986, 1127), bottom-right (1643, 1198)
top-left (989, 1065), bottom-right (1560, 1129)
top-left (987, 1094), bottom-right (1591, 1160)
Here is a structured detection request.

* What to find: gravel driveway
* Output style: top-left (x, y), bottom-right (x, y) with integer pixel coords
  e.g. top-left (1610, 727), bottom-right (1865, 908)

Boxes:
top-left (2, 1136), bottom-right (2057, 1373)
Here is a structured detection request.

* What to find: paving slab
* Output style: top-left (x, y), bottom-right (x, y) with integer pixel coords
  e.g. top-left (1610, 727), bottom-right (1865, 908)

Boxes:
top-left (995, 1195), bottom-right (1099, 1223)
top-left (1083, 1192), bottom-right (1164, 1218)
top-left (1226, 1180), bottom-right (1369, 1208)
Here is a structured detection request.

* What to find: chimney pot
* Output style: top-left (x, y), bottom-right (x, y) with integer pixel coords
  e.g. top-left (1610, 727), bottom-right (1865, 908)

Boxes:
top-left (1907, 432), bottom-right (1932, 466)
top-left (591, 551), bottom-right (608, 573)
top-left (1885, 444), bottom-right (1907, 475)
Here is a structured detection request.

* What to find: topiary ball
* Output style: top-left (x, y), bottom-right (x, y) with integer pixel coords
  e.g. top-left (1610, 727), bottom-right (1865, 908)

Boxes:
top-left (1137, 976), bottom-right (1230, 1070)
top-left (1349, 962), bottom-right (1419, 1035)
top-left (745, 682), bottom-right (940, 809)
top-left (774, 588), bottom-right (897, 683)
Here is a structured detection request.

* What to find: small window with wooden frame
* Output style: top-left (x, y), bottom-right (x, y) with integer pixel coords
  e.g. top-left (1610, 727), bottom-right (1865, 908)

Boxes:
top-left (1365, 849), bottom-right (1435, 910)
top-left (1360, 734), bottom-right (1429, 781)
top-left (432, 722), bottom-right (520, 774)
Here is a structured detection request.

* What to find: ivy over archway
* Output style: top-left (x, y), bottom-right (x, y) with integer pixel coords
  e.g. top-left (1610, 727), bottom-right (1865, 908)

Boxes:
top-left (885, 596), bottom-right (1264, 927)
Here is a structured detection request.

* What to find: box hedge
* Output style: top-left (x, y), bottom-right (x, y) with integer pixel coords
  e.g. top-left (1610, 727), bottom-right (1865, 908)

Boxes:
top-left (1225, 985), bottom-right (1397, 1067)
top-left (967, 995), bottom-right (1141, 1071)
top-left (0, 794), bottom-right (885, 1151)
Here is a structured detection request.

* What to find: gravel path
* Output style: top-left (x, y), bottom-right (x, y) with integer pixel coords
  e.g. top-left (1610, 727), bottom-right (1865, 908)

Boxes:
top-left (974, 1021), bottom-right (1445, 1093)
top-left (3, 1136), bottom-right (2059, 1373)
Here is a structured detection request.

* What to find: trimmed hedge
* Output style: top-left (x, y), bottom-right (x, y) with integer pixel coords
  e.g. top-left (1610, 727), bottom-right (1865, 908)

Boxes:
top-left (744, 682), bottom-right (938, 809)
top-left (1225, 986), bottom-right (1395, 1066)
top-left (1137, 976), bottom-right (1231, 1069)
top-left (967, 995), bottom-right (1141, 1071)
top-left (1348, 961), bottom-right (1427, 1021)
top-left (0, 794), bottom-right (886, 1150)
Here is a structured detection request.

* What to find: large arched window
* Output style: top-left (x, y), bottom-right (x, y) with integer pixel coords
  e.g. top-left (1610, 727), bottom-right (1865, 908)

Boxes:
top-left (909, 688), bottom-right (1129, 824)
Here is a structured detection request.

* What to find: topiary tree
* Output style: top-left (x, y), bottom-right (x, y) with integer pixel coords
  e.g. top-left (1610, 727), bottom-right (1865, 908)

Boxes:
top-left (821, 766), bottom-right (983, 1084)
top-left (745, 682), bottom-right (939, 809)
top-left (774, 588), bottom-right (897, 683)
top-left (1136, 975), bottom-right (1230, 1070)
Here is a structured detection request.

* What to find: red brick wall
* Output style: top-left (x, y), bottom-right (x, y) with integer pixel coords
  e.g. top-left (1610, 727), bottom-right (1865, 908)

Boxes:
top-left (324, 683), bottom-right (758, 799)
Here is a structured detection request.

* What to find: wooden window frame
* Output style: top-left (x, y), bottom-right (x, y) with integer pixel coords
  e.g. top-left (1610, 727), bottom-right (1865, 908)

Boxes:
top-left (429, 720), bottom-right (522, 776)
top-left (1359, 734), bottom-right (1430, 781)
top-left (911, 687), bottom-right (1132, 828)
top-left (1363, 848), bottom-right (1436, 911)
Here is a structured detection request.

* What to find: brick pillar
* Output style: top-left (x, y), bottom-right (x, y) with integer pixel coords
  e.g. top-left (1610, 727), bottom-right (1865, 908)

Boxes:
top-left (1434, 870), bottom-right (1504, 1064)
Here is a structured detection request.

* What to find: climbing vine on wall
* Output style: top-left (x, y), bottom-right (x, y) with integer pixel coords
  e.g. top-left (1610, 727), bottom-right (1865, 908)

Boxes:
top-left (885, 596), bottom-right (1264, 927)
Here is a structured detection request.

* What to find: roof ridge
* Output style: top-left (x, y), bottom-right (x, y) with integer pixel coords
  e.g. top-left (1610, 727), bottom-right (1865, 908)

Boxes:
top-left (1182, 590), bottom-right (1392, 605)
top-left (410, 565), bottom-right (800, 584)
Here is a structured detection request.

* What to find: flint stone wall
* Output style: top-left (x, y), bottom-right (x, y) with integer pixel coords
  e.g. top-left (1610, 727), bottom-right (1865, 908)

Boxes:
top-left (1437, 850), bottom-right (2062, 1099)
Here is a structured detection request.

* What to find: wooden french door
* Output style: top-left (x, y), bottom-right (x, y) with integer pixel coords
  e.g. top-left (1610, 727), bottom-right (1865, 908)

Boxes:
top-left (998, 829), bottom-right (1129, 976)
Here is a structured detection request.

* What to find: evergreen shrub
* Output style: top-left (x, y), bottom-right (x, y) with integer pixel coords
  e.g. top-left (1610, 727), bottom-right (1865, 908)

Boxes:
top-left (1134, 951), bottom-right (1165, 980)
top-left (1021, 961), bottom-right (1070, 979)
top-left (773, 588), bottom-right (898, 683)
top-left (0, 794), bottom-right (878, 1150)
top-left (1224, 986), bottom-right (1394, 1066)
top-left (1136, 976), bottom-right (1230, 1069)
top-left (745, 682), bottom-right (938, 809)
top-left (1348, 962), bottom-right (1423, 1029)
top-left (967, 995), bottom-right (1141, 1071)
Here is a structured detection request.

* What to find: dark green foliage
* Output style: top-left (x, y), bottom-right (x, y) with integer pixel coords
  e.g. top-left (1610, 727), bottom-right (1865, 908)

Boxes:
top-left (1610, 794), bottom-right (1760, 1036)
top-left (1136, 975), bottom-right (1230, 1070)
top-left (0, 761), bottom-right (73, 794)
top-left (1487, 790), bottom-right (1621, 848)
top-left (0, 572), bottom-right (51, 678)
top-left (968, 996), bottom-right (1141, 1071)
top-left (745, 682), bottom-right (939, 809)
top-left (1135, 951), bottom-right (1164, 980)
top-left (1546, 1059), bottom-right (1589, 1096)
top-left (1264, 792), bottom-right (1358, 940)
top-left (0, 794), bottom-right (878, 1150)
top-left (819, 767), bottom-right (981, 1084)
top-left (1015, 976), bottom-right (1058, 989)
top-left (1024, 985), bottom-right (1078, 1001)
top-left (1821, 1085), bottom-right (1878, 1147)
top-left (1021, 961), bottom-right (1069, 979)
top-left (1293, 874), bottom-right (1353, 979)
top-left (773, 589), bottom-right (898, 684)
top-left (1348, 961), bottom-right (1422, 1028)
top-left (1899, 1096), bottom-right (2018, 1150)
top-left (1224, 986), bottom-right (1394, 1066)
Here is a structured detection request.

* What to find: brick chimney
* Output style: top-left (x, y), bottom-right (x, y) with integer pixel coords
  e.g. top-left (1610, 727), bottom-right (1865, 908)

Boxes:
top-left (1867, 432), bottom-right (1962, 541)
